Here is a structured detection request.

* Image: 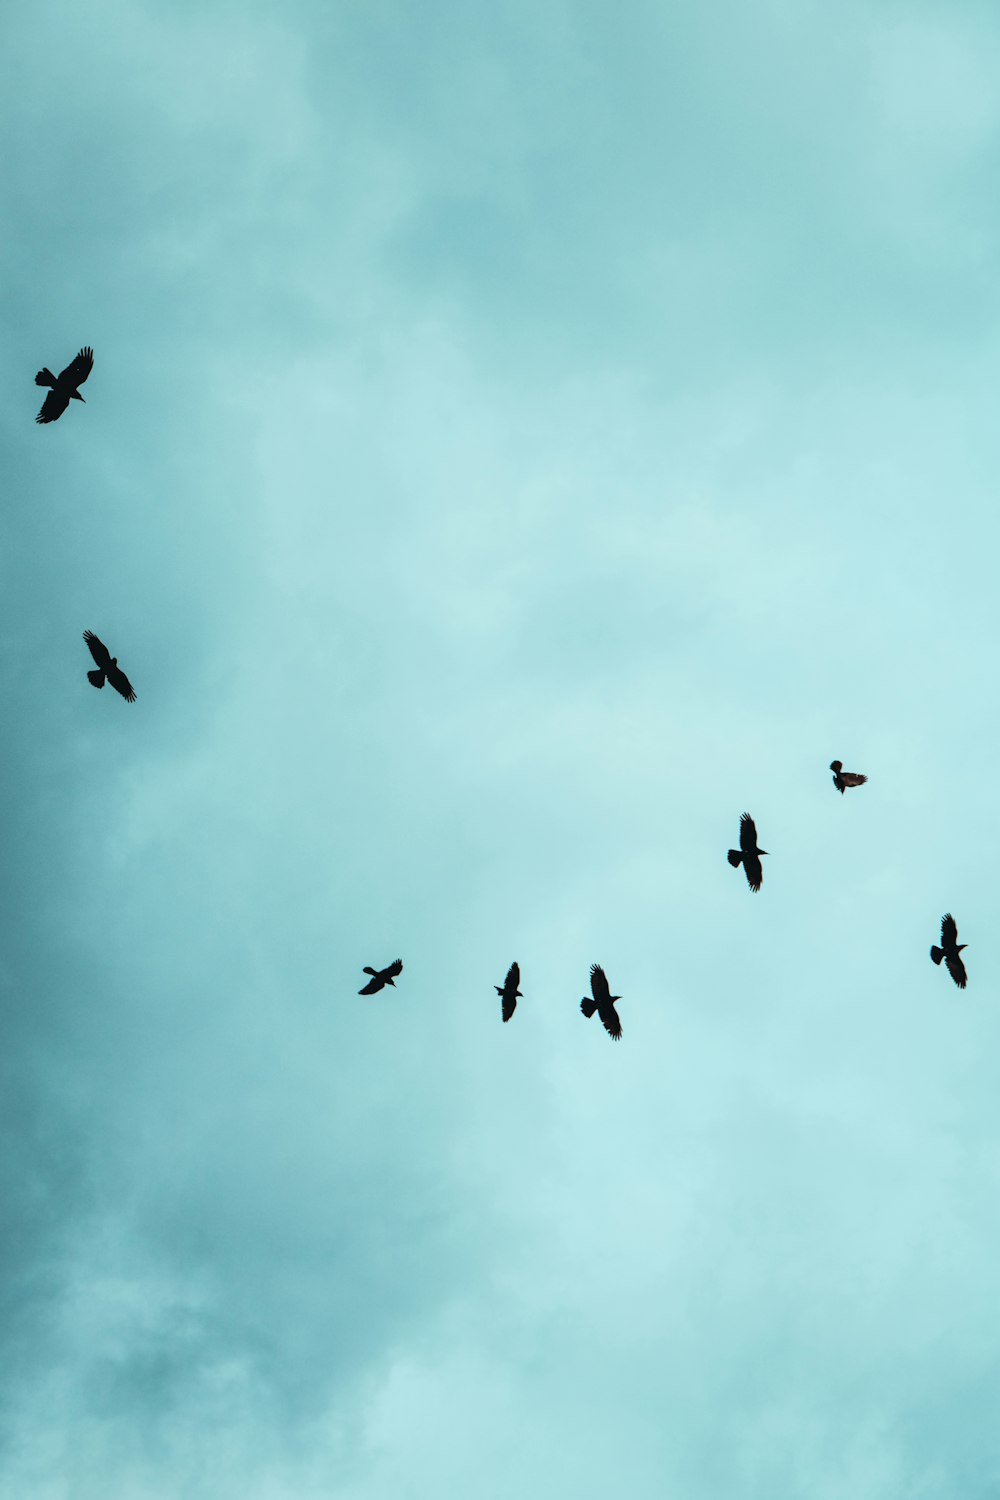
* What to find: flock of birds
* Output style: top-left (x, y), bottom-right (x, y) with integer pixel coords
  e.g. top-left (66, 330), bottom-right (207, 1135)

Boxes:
top-left (36, 345), bottom-right (973, 1037)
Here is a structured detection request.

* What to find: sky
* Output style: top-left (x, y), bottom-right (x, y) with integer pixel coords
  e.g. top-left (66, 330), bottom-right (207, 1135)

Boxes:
top-left (3, 0), bottom-right (1000, 1495)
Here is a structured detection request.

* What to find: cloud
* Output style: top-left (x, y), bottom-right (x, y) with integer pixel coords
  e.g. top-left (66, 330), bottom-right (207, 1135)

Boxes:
top-left (6, 1), bottom-right (1000, 1495)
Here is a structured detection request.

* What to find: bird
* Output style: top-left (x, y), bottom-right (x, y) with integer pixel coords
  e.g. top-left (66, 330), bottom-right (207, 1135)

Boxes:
top-left (727, 812), bottom-right (768, 892)
top-left (830, 759), bottom-right (867, 794)
top-left (494, 961), bottom-right (522, 1023)
top-left (358, 959), bottom-right (403, 995)
top-left (930, 914), bottom-right (968, 989)
top-left (35, 347), bottom-right (94, 424)
top-left (580, 963), bottom-right (622, 1040)
top-left (83, 631), bottom-right (136, 702)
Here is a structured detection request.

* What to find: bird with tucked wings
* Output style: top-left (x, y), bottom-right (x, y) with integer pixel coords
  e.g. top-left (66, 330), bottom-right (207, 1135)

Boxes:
top-left (83, 631), bottom-right (136, 702)
top-left (494, 961), bottom-right (522, 1023)
top-left (930, 914), bottom-right (968, 989)
top-left (580, 963), bottom-right (622, 1040)
top-left (359, 959), bottom-right (403, 995)
top-left (35, 347), bottom-right (94, 424)
top-left (830, 759), bottom-right (867, 795)
top-left (727, 812), bottom-right (768, 892)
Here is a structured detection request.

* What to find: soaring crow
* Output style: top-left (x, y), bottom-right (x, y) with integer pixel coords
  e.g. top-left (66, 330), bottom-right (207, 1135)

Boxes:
top-left (359, 959), bottom-right (403, 995)
top-left (494, 961), bottom-right (522, 1023)
top-left (35, 347), bottom-right (94, 424)
top-left (83, 631), bottom-right (136, 702)
top-left (727, 812), bottom-right (768, 892)
top-left (580, 963), bottom-right (622, 1040)
top-left (930, 914), bottom-right (968, 989)
top-left (830, 759), bottom-right (867, 794)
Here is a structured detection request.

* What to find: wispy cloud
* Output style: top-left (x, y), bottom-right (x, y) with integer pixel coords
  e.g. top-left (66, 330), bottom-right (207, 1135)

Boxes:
top-left (5, 1), bottom-right (1000, 1495)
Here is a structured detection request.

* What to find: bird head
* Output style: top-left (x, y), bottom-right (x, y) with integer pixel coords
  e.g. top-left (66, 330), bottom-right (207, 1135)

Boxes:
top-left (111, 657), bottom-right (118, 667)
top-left (829, 761), bottom-right (842, 773)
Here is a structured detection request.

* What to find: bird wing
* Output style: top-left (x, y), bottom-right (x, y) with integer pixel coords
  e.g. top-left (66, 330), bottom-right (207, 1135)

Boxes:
top-left (941, 914), bottom-right (959, 948)
top-left (386, 959), bottom-right (403, 979)
top-left (36, 388), bottom-right (70, 423)
top-left (107, 664), bottom-right (136, 702)
top-left (946, 952), bottom-right (968, 989)
top-left (83, 631), bottom-right (112, 669)
top-left (590, 964), bottom-right (610, 1004)
top-left (502, 993), bottom-right (517, 1022)
top-left (505, 961), bottom-right (519, 990)
top-left (739, 812), bottom-right (758, 854)
top-left (841, 772), bottom-right (867, 787)
top-left (744, 851), bottom-right (763, 892)
top-left (359, 975), bottom-right (383, 995)
top-left (600, 1002), bottom-right (622, 1040)
top-left (59, 347), bottom-right (94, 386)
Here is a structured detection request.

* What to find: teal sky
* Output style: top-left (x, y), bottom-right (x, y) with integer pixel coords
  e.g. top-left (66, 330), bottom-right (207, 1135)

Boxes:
top-left (4, 2), bottom-right (1000, 1495)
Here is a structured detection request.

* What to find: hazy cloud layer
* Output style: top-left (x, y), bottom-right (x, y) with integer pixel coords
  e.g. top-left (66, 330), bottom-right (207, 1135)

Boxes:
top-left (4, 2), bottom-right (1000, 1496)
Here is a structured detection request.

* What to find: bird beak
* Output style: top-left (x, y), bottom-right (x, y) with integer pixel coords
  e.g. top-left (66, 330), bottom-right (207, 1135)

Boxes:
top-left (760, 850), bottom-right (770, 856)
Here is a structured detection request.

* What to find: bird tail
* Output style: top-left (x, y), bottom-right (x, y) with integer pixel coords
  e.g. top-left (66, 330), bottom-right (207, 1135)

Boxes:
top-left (727, 849), bottom-right (743, 868)
top-left (35, 368), bottom-right (56, 388)
top-left (930, 946), bottom-right (944, 966)
top-left (87, 669), bottom-right (106, 689)
top-left (580, 998), bottom-right (597, 1018)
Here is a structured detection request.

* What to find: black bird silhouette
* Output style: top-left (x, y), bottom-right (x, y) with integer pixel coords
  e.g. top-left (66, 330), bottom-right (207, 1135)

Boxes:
top-left (359, 958), bottom-right (403, 995)
top-left (580, 963), bottom-right (622, 1040)
top-left (35, 347), bottom-right (94, 424)
top-left (83, 631), bottom-right (136, 702)
top-left (494, 961), bottom-right (522, 1023)
top-left (930, 914), bottom-right (968, 989)
top-left (830, 759), bottom-right (867, 794)
top-left (727, 812), bottom-right (768, 892)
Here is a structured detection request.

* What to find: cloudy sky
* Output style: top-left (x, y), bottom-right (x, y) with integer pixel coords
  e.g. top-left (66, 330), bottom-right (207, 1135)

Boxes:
top-left (4, 1), bottom-right (1000, 1494)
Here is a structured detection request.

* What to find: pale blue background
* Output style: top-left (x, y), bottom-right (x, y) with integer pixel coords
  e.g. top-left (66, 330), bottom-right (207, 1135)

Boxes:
top-left (2, 2), bottom-right (1000, 1495)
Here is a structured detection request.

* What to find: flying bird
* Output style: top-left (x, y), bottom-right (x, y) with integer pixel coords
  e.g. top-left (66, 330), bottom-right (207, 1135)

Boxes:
top-left (35, 347), bottom-right (94, 424)
top-left (580, 963), bottom-right (622, 1040)
top-left (494, 961), bottom-right (522, 1023)
top-left (727, 812), bottom-right (768, 892)
top-left (830, 759), bottom-right (868, 794)
top-left (83, 631), bottom-right (136, 702)
top-left (930, 914), bottom-right (968, 989)
top-left (358, 959), bottom-right (403, 995)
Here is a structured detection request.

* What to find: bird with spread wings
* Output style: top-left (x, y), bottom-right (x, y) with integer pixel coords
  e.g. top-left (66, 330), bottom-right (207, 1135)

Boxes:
top-left (35, 347), bottom-right (94, 424)
top-left (358, 959), bottom-right (403, 995)
top-left (830, 759), bottom-right (867, 794)
top-left (930, 914), bottom-right (968, 989)
top-left (83, 631), bottom-right (136, 702)
top-left (580, 964), bottom-right (622, 1040)
top-left (494, 961), bottom-right (522, 1023)
top-left (727, 812), bottom-right (768, 892)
